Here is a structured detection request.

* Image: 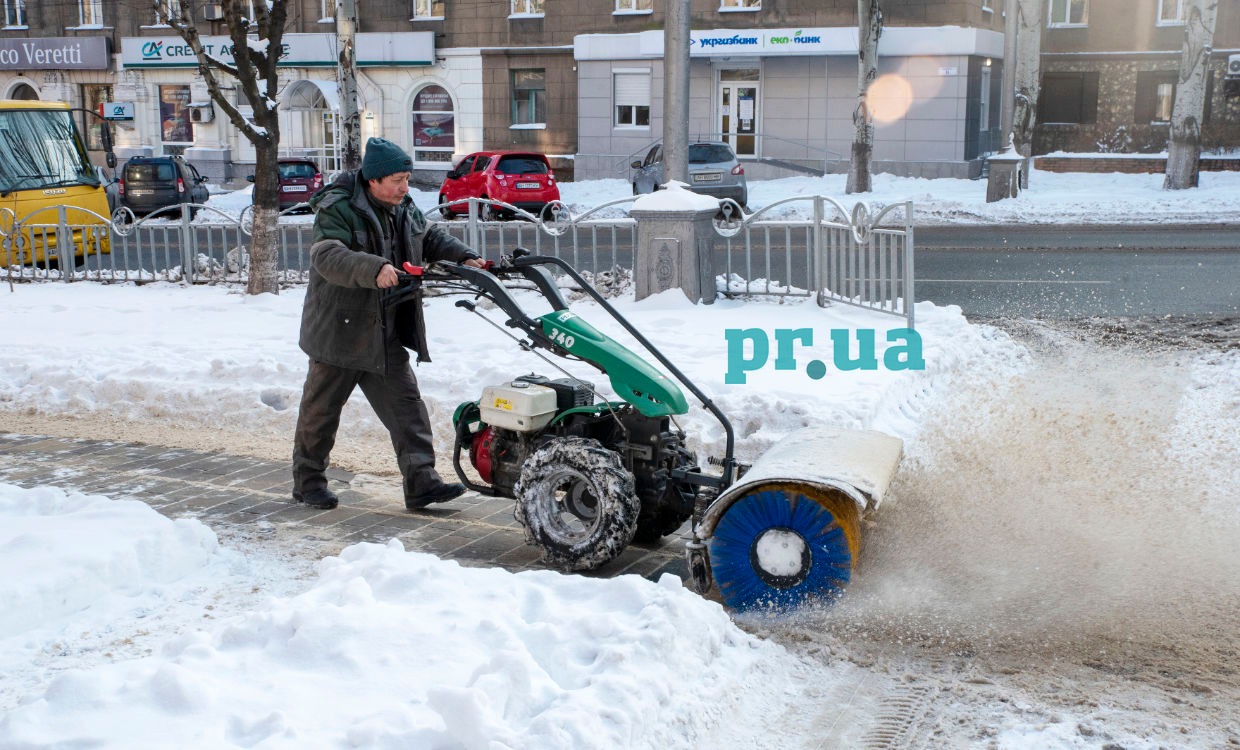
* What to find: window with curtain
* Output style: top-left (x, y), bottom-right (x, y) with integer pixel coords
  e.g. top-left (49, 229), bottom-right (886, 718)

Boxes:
top-left (413, 0), bottom-right (444, 18)
top-left (614, 72), bottom-right (650, 127)
top-left (78, 0), bottom-right (103, 26)
top-left (1048, 0), bottom-right (1088, 26)
top-left (511, 69), bottom-right (546, 126)
top-left (510, 0), bottom-right (543, 16)
top-left (1135, 71), bottom-right (1179, 123)
top-left (720, 0), bottom-right (761, 9)
top-left (4, 0), bottom-right (26, 27)
top-left (1157, 0), bottom-right (1183, 24)
top-left (615, 0), bottom-right (652, 11)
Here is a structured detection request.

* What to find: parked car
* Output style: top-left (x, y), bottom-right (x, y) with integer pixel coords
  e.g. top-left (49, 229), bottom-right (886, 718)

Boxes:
top-left (118, 156), bottom-right (211, 217)
top-left (247, 158), bottom-right (323, 212)
top-left (438, 151), bottom-right (560, 220)
top-left (631, 141), bottom-right (748, 208)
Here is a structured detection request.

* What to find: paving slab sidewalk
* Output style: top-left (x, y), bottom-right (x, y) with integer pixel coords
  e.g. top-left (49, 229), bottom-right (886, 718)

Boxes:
top-left (0, 432), bottom-right (689, 582)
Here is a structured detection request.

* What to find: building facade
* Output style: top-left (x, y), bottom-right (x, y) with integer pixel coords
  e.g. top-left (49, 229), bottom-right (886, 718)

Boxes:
top-left (1034, 0), bottom-right (1240, 155)
top-left (0, 0), bottom-right (1234, 186)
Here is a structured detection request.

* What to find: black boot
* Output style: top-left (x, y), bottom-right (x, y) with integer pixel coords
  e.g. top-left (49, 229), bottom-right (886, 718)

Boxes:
top-left (405, 480), bottom-right (466, 510)
top-left (292, 487), bottom-right (339, 510)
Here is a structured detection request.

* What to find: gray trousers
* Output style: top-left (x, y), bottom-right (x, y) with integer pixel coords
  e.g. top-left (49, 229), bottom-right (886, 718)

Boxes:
top-left (292, 348), bottom-right (441, 498)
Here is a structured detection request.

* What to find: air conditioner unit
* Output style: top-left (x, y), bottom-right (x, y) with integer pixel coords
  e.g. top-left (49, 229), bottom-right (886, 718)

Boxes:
top-left (189, 104), bottom-right (215, 123)
top-left (1227, 53), bottom-right (1240, 78)
top-left (203, 4), bottom-right (224, 20)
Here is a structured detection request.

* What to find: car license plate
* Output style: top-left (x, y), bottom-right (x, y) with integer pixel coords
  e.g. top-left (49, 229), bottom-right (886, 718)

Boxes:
top-left (283, 185), bottom-right (308, 192)
top-left (515, 182), bottom-right (541, 189)
top-left (693, 173), bottom-right (721, 183)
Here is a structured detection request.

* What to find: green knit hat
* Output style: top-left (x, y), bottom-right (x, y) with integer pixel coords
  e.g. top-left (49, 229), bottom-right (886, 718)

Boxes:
top-left (361, 137), bottom-right (413, 180)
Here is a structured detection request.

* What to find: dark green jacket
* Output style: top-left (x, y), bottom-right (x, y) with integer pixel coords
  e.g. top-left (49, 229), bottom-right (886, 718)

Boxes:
top-left (299, 171), bottom-right (476, 373)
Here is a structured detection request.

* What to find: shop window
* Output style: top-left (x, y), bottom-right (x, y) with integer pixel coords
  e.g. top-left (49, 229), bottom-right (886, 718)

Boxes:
top-left (720, 0), bottom-right (761, 9)
top-left (81, 84), bottom-right (112, 150)
top-left (614, 0), bottom-right (652, 12)
top-left (3, 0), bottom-right (26, 27)
top-left (1037, 72), bottom-right (1098, 124)
top-left (1135, 71), bottom-right (1178, 123)
top-left (1048, 0), bottom-right (1087, 26)
top-left (614, 71), bottom-right (650, 127)
top-left (510, 0), bottom-right (543, 16)
top-left (411, 84), bottom-right (455, 163)
top-left (159, 84), bottom-right (194, 144)
top-left (412, 0), bottom-right (443, 19)
top-left (511, 69), bottom-right (546, 127)
top-left (1156, 0), bottom-right (1184, 25)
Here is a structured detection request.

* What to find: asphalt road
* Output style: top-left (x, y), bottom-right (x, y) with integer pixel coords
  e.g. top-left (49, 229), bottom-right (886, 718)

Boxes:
top-left (909, 224), bottom-right (1240, 318)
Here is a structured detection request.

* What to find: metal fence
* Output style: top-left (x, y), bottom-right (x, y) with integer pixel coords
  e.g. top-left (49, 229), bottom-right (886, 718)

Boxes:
top-left (2, 194), bottom-right (914, 328)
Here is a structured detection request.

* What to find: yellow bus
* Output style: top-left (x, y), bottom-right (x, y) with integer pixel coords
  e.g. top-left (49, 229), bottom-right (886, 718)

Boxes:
top-left (0, 100), bottom-right (114, 267)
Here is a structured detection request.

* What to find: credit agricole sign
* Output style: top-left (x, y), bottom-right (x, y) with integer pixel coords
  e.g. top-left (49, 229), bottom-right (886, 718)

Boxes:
top-left (120, 32), bottom-right (432, 68)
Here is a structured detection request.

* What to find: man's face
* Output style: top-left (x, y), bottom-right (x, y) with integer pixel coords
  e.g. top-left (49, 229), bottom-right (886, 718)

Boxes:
top-left (368, 171), bottom-right (411, 207)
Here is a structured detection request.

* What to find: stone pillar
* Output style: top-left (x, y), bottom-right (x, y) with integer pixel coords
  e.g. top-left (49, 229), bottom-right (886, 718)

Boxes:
top-left (630, 183), bottom-right (721, 304)
top-left (986, 149), bottom-right (1025, 203)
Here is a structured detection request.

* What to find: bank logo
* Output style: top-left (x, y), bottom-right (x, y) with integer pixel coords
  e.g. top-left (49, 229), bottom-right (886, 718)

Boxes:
top-left (141, 41), bottom-right (164, 61)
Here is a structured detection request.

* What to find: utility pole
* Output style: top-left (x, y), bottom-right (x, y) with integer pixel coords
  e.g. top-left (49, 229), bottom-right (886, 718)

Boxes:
top-left (662, 0), bottom-right (690, 185)
top-left (337, 0), bottom-right (362, 172)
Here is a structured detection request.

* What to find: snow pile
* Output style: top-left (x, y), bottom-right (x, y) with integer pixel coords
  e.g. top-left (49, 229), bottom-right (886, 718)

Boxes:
top-left (0, 519), bottom-right (811, 749)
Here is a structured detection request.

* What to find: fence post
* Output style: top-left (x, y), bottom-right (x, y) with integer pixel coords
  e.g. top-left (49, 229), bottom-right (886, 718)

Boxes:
top-left (813, 196), bottom-right (825, 306)
top-left (56, 206), bottom-right (73, 280)
top-left (181, 203), bottom-right (195, 284)
top-left (630, 187), bottom-right (719, 304)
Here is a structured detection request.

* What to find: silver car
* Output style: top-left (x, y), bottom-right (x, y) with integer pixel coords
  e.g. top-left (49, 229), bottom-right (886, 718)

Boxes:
top-left (631, 141), bottom-right (748, 207)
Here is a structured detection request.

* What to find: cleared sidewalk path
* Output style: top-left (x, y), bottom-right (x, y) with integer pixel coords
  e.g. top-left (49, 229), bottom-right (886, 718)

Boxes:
top-left (0, 432), bottom-right (688, 582)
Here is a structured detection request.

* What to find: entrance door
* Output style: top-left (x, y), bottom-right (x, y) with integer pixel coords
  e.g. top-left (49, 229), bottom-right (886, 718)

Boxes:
top-left (718, 69), bottom-right (759, 157)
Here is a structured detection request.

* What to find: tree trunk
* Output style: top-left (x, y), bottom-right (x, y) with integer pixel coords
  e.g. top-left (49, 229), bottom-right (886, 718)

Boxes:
top-left (1011, 0), bottom-right (1046, 159)
top-left (1165, 0), bottom-right (1219, 190)
top-left (847, 0), bottom-right (882, 195)
top-left (159, 0), bottom-right (287, 294)
top-left (247, 140), bottom-right (282, 295)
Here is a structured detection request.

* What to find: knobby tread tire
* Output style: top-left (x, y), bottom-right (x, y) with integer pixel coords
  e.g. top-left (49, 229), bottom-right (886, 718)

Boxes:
top-left (514, 437), bottom-right (639, 571)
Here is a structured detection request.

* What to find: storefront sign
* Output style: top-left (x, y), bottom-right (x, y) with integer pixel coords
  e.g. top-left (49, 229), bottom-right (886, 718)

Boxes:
top-left (0, 37), bottom-right (110, 70)
top-left (687, 28), bottom-right (849, 56)
top-left (120, 32), bottom-right (433, 69)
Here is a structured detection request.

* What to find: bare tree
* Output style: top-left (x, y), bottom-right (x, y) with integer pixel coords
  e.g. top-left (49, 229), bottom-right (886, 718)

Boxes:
top-left (158, 0), bottom-right (288, 294)
top-left (847, 0), bottom-right (882, 194)
top-left (1010, 0), bottom-right (1046, 160)
top-left (1165, 0), bottom-right (1219, 190)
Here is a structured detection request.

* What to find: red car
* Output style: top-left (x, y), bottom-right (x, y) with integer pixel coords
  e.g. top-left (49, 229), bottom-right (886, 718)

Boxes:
top-left (248, 158), bottom-right (323, 212)
top-left (438, 151), bottom-right (559, 220)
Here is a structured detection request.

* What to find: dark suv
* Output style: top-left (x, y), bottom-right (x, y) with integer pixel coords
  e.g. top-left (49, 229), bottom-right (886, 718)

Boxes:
top-left (118, 156), bottom-right (211, 217)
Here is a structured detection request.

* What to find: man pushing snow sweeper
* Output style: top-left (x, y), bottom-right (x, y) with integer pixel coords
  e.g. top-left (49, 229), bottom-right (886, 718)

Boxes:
top-left (291, 137), bottom-right (905, 611)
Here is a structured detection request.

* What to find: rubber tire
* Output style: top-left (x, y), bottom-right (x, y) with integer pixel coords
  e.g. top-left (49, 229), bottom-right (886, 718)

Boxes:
top-left (709, 486), bottom-right (861, 612)
top-left (514, 437), bottom-right (639, 572)
top-left (439, 193), bottom-right (453, 219)
top-left (480, 198), bottom-right (497, 222)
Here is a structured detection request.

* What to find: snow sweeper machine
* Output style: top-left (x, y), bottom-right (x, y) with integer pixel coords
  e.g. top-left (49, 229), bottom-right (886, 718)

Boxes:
top-left (386, 251), bottom-right (904, 611)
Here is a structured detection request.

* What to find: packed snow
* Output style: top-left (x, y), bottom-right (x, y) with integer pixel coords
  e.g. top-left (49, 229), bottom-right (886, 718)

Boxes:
top-left (1, 169), bottom-right (1238, 748)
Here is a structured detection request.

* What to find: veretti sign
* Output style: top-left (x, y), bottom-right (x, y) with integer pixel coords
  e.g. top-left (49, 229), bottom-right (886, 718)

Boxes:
top-left (0, 37), bottom-right (110, 70)
top-left (121, 32), bottom-right (433, 68)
